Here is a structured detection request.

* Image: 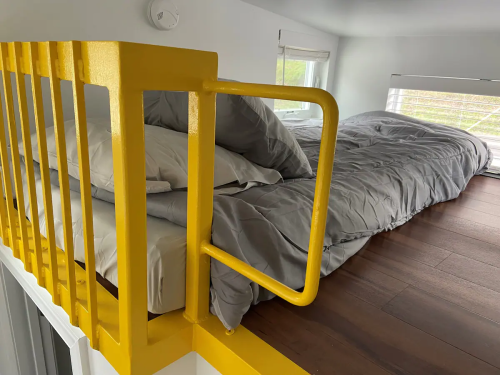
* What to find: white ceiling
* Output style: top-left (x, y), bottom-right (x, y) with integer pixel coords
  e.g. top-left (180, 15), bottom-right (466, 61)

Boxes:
top-left (242, 0), bottom-right (500, 37)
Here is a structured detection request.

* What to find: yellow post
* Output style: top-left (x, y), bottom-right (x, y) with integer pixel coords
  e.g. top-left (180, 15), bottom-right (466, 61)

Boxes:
top-left (109, 87), bottom-right (148, 360)
top-left (46, 41), bottom-right (73, 307)
top-left (184, 91), bottom-right (217, 323)
top-left (69, 40), bottom-right (99, 348)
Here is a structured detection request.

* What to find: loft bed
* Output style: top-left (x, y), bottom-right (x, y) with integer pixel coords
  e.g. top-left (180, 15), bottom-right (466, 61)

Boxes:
top-left (0, 41), bottom-right (338, 374)
top-left (0, 41), bottom-right (491, 375)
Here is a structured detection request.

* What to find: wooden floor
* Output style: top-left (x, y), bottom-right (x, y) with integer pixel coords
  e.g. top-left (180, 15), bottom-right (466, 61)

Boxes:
top-left (243, 175), bottom-right (500, 374)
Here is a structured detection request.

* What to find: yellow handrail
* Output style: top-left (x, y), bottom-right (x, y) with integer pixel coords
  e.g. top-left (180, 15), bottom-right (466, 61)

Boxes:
top-left (203, 81), bottom-right (339, 306)
top-left (185, 80), bottom-right (338, 323)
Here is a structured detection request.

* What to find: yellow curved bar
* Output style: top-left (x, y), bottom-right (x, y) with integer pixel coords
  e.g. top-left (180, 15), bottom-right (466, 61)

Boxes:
top-left (202, 80), bottom-right (339, 306)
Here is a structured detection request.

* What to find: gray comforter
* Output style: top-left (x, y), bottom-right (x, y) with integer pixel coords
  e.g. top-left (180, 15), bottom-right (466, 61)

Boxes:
top-left (209, 110), bottom-right (492, 328)
top-left (39, 111), bottom-right (493, 329)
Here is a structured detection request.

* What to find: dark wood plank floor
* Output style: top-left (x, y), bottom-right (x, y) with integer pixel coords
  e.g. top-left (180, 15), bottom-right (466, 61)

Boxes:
top-left (243, 175), bottom-right (500, 374)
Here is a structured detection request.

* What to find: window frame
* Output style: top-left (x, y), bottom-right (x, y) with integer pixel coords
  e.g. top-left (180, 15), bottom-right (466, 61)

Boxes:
top-left (386, 85), bottom-right (500, 174)
top-left (274, 46), bottom-right (330, 119)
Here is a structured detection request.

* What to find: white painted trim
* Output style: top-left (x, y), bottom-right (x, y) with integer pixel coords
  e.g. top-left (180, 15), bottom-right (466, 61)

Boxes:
top-left (0, 243), bottom-right (93, 374)
top-left (0, 263), bottom-right (37, 374)
top-left (24, 292), bottom-right (48, 375)
top-left (0, 264), bottom-right (20, 375)
top-left (0, 243), bottom-right (86, 348)
top-left (390, 74), bottom-right (500, 97)
top-left (0, 244), bottom-right (220, 375)
top-left (39, 315), bottom-right (59, 375)
top-left (70, 337), bottom-right (92, 375)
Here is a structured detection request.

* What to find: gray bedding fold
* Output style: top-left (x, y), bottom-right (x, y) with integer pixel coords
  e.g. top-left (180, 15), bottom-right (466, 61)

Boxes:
top-left (40, 110), bottom-right (492, 329)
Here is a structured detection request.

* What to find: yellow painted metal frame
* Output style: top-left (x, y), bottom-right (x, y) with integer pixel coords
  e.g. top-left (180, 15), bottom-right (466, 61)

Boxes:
top-left (0, 41), bottom-right (338, 375)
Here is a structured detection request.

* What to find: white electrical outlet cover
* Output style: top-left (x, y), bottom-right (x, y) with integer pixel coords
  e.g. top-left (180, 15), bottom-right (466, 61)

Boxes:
top-left (148, 0), bottom-right (179, 30)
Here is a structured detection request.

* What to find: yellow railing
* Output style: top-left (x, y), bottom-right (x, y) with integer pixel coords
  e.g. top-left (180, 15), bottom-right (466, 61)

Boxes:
top-left (0, 41), bottom-right (338, 375)
top-left (185, 80), bottom-right (339, 323)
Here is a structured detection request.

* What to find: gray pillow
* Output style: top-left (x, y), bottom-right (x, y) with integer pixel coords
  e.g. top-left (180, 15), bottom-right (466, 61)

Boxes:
top-left (143, 89), bottom-right (313, 179)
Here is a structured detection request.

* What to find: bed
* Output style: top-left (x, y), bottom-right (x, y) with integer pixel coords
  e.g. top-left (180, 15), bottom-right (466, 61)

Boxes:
top-left (7, 40), bottom-right (454, 374)
top-left (21, 109), bottom-right (492, 329)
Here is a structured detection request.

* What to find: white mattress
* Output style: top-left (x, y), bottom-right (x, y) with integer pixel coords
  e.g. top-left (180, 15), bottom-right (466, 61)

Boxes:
top-left (23, 167), bottom-right (187, 314)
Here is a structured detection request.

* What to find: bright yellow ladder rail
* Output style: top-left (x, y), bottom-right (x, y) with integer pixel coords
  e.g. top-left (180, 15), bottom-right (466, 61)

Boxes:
top-left (185, 80), bottom-right (339, 322)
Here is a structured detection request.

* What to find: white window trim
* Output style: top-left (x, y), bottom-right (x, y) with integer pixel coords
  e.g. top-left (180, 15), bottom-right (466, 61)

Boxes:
top-left (385, 82), bottom-right (500, 174)
top-left (277, 46), bottom-right (330, 62)
top-left (274, 44), bottom-right (330, 119)
top-left (390, 74), bottom-right (500, 97)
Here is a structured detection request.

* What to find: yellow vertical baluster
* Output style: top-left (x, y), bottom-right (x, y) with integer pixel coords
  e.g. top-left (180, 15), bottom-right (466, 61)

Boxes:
top-left (0, 63), bottom-right (9, 246)
top-left (0, 60), bottom-right (16, 252)
top-left (185, 90), bottom-right (217, 323)
top-left (0, 42), bottom-right (31, 271)
top-left (0, 54), bottom-right (7, 244)
top-left (13, 42), bottom-right (44, 283)
top-left (110, 87), bottom-right (148, 359)
top-left (46, 41), bottom-right (78, 307)
top-left (69, 41), bottom-right (98, 347)
top-left (30, 42), bottom-right (75, 307)
top-left (0, 171), bottom-right (7, 243)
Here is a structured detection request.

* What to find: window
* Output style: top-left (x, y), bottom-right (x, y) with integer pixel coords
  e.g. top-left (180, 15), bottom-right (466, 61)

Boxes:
top-left (274, 46), bottom-right (330, 117)
top-left (387, 87), bottom-right (500, 174)
top-left (275, 59), bottom-right (316, 111)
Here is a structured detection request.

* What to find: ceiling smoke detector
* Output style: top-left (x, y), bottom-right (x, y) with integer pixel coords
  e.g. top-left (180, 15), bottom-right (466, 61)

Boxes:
top-left (148, 0), bottom-right (179, 30)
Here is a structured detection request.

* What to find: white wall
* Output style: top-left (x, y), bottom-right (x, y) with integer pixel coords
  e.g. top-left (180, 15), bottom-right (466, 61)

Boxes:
top-left (0, 0), bottom-right (339, 125)
top-left (332, 36), bottom-right (500, 119)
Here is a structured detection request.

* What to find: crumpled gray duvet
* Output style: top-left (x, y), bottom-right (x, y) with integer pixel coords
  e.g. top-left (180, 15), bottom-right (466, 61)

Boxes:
top-left (188, 110), bottom-right (492, 328)
top-left (38, 110), bottom-right (493, 329)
